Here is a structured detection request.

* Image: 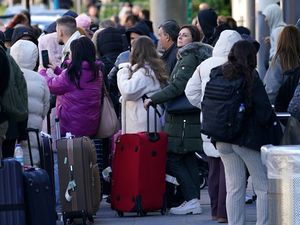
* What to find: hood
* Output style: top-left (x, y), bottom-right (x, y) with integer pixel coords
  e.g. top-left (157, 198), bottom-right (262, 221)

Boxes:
top-left (197, 9), bottom-right (217, 39)
top-left (262, 4), bottom-right (286, 31)
top-left (213, 30), bottom-right (242, 58)
top-left (178, 42), bottom-right (212, 59)
top-left (125, 21), bottom-right (150, 45)
top-left (96, 27), bottom-right (124, 56)
top-left (10, 40), bottom-right (38, 70)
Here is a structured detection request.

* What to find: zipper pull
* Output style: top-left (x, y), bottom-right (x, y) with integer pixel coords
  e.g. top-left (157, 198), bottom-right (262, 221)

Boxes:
top-left (181, 119), bottom-right (186, 144)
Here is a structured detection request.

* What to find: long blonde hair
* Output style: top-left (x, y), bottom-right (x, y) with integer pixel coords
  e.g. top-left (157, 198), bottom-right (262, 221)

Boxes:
top-left (129, 36), bottom-right (169, 85)
top-left (273, 25), bottom-right (300, 72)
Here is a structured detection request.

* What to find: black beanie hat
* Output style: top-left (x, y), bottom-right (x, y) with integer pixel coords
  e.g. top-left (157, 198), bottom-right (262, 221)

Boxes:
top-left (97, 27), bottom-right (124, 56)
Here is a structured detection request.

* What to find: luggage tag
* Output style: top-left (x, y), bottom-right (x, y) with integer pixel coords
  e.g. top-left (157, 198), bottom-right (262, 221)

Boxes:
top-left (166, 174), bottom-right (180, 195)
top-left (40, 131), bottom-right (51, 138)
top-left (166, 174), bottom-right (179, 185)
top-left (64, 134), bottom-right (76, 202)
top-left (65, 179), bottom-right (77, 202)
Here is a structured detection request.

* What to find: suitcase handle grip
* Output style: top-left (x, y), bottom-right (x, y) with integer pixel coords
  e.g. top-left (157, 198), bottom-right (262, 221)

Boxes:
top-left (27, 128), bottom-right (43, 167)
top-left (147, 104), bottom-right (160, 142)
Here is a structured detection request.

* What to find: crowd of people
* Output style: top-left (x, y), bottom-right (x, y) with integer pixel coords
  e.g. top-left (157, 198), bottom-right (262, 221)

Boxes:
top-left (1, 1), bottom-right (300, 225)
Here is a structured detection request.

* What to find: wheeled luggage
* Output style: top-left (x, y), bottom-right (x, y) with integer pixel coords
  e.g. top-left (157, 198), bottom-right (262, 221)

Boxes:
top-left (93, 139), bottom-right (104, 195)
top-left (111, 107), bottom-right (167, 216)
top-left (23, 168), bottom-right (57, 225)
top-left (24, 128), bottom-right (57, 225)
top-left (0, 152), bottom-right (25, 225)
top-left (27, 128), bottom-right (55, 192)
top-left (40, 131), bottom-right (55, 188)
top-left (56, 135), bottom-right (101, 225)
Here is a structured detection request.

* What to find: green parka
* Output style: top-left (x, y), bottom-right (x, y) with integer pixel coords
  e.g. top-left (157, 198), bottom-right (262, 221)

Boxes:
top-left (151, 42), bottom-right (212, 154)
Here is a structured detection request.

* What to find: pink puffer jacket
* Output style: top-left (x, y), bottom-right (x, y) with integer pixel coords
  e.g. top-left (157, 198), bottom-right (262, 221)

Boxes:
top-left (40, 61), bottom-right (103, 137)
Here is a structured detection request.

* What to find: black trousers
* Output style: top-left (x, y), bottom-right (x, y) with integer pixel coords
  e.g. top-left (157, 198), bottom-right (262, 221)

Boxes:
top-left (167, 152), bottom-right (200, 202)
top-left (207, 157), bottom-right (227, 218)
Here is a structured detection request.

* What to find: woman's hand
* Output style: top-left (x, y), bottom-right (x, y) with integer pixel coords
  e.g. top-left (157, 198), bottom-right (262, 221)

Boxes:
top-left (144, 98), bottom-right (153, 109)
top-left (47, 63), bottom-right (56, 70)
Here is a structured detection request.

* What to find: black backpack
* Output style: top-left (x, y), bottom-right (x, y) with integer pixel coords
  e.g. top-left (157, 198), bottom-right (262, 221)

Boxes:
top-left (201, 66), bottom-right (246, 142)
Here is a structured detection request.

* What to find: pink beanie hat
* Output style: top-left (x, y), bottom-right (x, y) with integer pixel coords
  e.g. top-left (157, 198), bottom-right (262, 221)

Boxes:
top-left (76, 14), bottom-right (91, 30)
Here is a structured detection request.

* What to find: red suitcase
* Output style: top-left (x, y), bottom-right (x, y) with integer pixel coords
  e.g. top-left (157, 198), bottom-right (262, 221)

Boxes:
top-left (111, 107), bottom-right (167, 216)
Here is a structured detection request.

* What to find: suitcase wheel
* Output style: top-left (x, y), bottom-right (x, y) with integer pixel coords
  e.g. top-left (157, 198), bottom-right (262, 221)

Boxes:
top-left (137, 210), bottom-right (147, 217)
top-left (117, 211), bottom-right (124, 217)
top-left (199, 176), bottom-right (208, 190)
top-left (88, 215), bottom-right (94, 223)
top-left (161, 193), bottom-right (167, 215)
top-left (161, 208), bottom-right (166, 215)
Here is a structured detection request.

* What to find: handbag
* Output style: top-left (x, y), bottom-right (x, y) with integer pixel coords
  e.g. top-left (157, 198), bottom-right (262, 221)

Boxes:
top-left (281, 116), bottom-right (300, 145)
top-left (166, 94), bottom-right (200, 114)
top-left (95, 84), bottom-right (119, 138)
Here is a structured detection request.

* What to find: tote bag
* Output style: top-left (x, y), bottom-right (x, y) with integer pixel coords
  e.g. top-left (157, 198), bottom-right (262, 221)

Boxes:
top-left (95, 84), bottom-right (119, 138)
top-left (281, 116), bottom-right (300, 145)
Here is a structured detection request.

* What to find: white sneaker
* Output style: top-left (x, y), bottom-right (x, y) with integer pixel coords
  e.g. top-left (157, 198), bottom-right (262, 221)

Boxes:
top-left (169, 198), bottom-right (202, 215)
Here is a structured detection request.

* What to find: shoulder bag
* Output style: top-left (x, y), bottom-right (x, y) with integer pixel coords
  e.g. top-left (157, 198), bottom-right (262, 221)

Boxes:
top-left (166, 94), bottom-right (200, 114)
top-left (281, 116), bottom-right (300, 145)
top-left (95, 83), bottom-right (119, 138)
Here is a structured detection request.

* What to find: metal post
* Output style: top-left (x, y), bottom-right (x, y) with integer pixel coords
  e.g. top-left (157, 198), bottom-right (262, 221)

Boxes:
top-left (245, 0), bottom-right (256, 36)
top-left (76, 0), bottom-right (81, 14)
top-left (256, 0), bottom-right (269, 80)
top-left (150, 0), bottom-right (187, 35)
top-left (186, 0), bottom-right (192, 24)
top-left (281, 0), bottom-right (297, 24)
top-left (26, 0), bottom-right (30, 12)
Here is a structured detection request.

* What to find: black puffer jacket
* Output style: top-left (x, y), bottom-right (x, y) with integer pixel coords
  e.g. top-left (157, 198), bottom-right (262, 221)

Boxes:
top-left (96, 27), bottom-right (125, 78)
top-left (197, 9), bottom-right (217, 45)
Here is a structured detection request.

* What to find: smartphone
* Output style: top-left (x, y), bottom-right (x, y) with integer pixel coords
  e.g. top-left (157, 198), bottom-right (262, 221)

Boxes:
top-left (41, 50), bottom-right (49, 68)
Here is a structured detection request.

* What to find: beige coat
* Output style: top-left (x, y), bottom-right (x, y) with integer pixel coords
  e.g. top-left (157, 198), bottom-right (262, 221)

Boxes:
top-left (117, 64), bottom-right (163, 134)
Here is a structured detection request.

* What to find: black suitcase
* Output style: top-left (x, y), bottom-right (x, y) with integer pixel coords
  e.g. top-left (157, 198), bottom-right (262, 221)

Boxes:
top-left (0, 154), bottom-right (26, 225)
top-left (24, 128), bottom-right (56, 225)
top-left (23, 168), bottom-right (57, 225)
top-left (40, 131), bottom-right (55, 190)
top-left (27, 128), bottom-right (55, 188)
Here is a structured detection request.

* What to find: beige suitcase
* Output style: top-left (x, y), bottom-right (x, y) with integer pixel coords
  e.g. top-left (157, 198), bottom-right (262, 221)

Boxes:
top-left (57, 137), bottom-right (101, 224)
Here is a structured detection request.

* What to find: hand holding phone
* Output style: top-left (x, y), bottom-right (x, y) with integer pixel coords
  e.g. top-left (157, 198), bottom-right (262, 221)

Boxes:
top-left (41, 50), bottom-right (49, 68)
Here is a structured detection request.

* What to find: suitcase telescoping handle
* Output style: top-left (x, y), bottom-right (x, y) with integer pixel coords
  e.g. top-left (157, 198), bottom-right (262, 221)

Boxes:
top-left (55, 117), bottom-right (61, 139)
top-left (146, 104), bottom-right (160, 142)
top-left (27, 128), bottom-right (43, 167)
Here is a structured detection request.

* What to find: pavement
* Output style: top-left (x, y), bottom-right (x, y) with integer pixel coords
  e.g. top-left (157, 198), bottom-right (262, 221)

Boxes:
top-left (57, 187), bottom-right (257, 225)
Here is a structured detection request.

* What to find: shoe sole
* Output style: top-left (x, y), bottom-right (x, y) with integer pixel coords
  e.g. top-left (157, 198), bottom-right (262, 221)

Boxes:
top-left (169, 208), bottom-right (202, 215)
